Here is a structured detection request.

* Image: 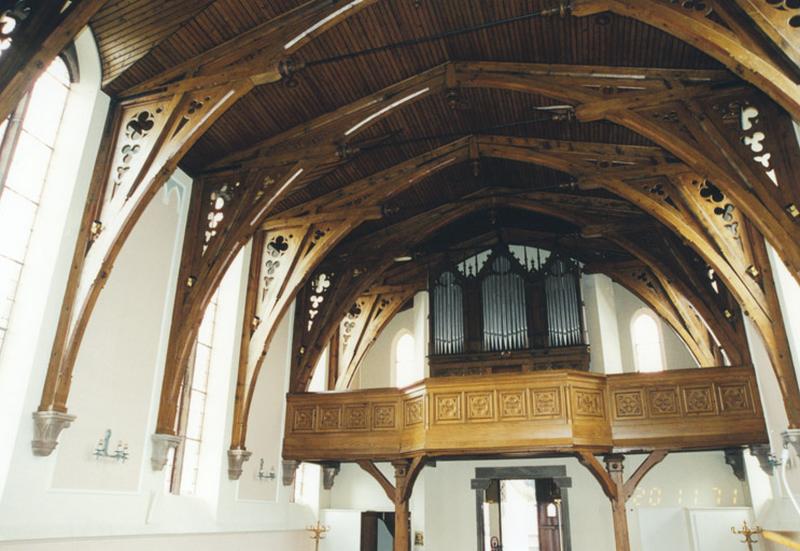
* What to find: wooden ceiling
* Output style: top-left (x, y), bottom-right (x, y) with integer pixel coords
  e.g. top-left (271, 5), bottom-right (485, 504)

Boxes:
top-left (89, 0), bottom-right (721, 175)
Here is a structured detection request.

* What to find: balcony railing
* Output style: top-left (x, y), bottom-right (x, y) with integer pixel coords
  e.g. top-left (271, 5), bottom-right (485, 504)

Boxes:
top-left (283, 366), bottom-right (767, 462)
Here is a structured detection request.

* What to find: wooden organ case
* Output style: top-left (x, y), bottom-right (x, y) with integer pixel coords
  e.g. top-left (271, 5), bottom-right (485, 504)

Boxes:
top-left (429, 244), bottom-right (589, 376)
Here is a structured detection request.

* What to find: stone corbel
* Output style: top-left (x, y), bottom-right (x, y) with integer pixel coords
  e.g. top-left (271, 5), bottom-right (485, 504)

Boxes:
top-left (322, 462), bottom-right (341, 490)
top-left (282, 459), bottom-right (299, 486)
top-left (227, 448), bottom-right (253, 480)
top-left (783, 429), bottom-right (800, 457)
top-left (31, 411), bottom-right (76, 456)
top-left (150, 433), bottom-right (182, 470)
top-left (749, 444), bottom-right (775, 476)
top-left (724, 448), bottom-right (746, 482)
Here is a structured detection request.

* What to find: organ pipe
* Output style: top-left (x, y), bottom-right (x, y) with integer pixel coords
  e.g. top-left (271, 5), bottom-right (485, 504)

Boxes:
top-left (430, 245), bottom-right (583, 356)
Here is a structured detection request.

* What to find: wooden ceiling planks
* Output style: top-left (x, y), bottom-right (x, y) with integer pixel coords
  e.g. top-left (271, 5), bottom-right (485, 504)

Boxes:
top-left (90, 0), bottom-right (218, 86)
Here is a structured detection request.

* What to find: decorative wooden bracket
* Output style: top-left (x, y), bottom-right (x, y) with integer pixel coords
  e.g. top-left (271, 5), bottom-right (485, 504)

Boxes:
top-left (577, 450), bottom-right (668, 551)
top-left (358, 457), bottom-right (426, 551)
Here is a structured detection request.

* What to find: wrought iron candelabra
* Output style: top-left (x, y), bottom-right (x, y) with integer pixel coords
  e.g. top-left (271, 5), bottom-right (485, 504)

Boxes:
top-left (93, 429), bottom-right (129, 463)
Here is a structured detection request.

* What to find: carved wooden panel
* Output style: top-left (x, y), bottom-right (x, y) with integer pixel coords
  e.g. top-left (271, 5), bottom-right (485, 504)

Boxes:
top-left (318, 405), bottom-right (342, 431)
top-left (292, 406), bottom-right (316, 432)
top-left (434, 393), bottom-right (463, 423)
top-left (372, 403), bottom-right (397, 430)
top-left (404, 397), bottom-right (424, 427)
top-left (718, 382), bottom-right (754, 413)
top-left (683, 384), bottom-right (718, 415)
top-left (573, 388), bottom-right (605, 419)
top-left (613, 390), bottom-right (646, 420)
top-left (343, 404), bottom-right (369, 431)
top-left (499, 390), bottom-right (528, 420)
top-left (531, 388), bottom-right (562, 418)
top-left (648, 387), bottom-right (681, 417)
top-left (466, 391), bottom-right (495, 421)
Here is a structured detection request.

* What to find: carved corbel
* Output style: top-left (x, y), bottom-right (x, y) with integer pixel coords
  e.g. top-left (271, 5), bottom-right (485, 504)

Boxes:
top-left (322, 462), bottom-right (341, 490)
top-left (783, 429), bottom-right (800, 457)
top-left (31, 411), bottom-right (76, 456)
top-left (749, 444), bottom-right (775, 476)
top-left (150, 433), bottom-right (182, 471)
top-left (227, 448), bottom-right (253, 480)
top-left (282, 459), bottom-right (299, 486)
top-left (724, 448), bottom-right (747, 482)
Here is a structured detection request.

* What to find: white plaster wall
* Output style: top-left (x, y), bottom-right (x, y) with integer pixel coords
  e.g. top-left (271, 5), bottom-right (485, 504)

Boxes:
top-left (0, 531), bottom-right (308, 551)
top-left (49, 183), bottom-right (183, 493)
top-left (612, 283), bottom-right (697, 372)
top-left (356, 307), bottom-right (415, 390)
top-left (0, 27), bottom-right (110, 501)
top-left (329, 452), bottom-right (747, 551)
top-left (582, 274), bottom-right (623, 374)
top-left (236, 310), bottom-right (293, 502)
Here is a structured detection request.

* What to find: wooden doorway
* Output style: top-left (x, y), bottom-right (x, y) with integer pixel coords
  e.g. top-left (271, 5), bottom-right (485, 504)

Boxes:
top-left (361, 511), bottom-right (396, 551)
top-left (473, 466), bottom-right (572, 551)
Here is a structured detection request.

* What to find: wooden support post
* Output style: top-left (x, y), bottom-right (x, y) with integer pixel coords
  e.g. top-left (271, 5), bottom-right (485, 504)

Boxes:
top-left (358, 457), bottom-right (425, 551)
top-left (604, 455), bottom-right (630, 551)
top-left (577, 450), bottom-right (668, 551)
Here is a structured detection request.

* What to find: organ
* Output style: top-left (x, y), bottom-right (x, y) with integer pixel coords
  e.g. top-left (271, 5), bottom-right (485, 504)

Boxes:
top-left (429, 243), bottom-right (589, 376)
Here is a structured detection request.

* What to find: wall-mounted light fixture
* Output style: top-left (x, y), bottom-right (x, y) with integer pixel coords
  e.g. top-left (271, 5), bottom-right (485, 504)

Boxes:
top-left (93, 429), bottom-right (129, 463)
top-left (258, 458), bottom-right (276, 481)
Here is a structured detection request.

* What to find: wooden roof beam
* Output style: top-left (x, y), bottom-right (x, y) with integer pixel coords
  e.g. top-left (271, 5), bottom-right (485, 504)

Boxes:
top-left (119, 0), bottom-right (380, 98)
top-left (571, 0), bottom-right (800, 121)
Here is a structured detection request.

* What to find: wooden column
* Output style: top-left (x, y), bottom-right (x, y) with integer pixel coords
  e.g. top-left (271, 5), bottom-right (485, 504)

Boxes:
top-left (577, 450), bottom-right (668, 551)
top-left (358, 457), bottom-right (425, 551)
top-left (604, 455), bottom-right (630, 551)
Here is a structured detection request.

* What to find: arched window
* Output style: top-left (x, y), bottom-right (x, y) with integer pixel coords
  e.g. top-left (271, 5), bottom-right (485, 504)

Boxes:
top-left (0, 57), bottom-right (71, 351)
top-left (631, 310), bottom-right (665, 373)
top-left (394, 331), bottom-right (416, 388)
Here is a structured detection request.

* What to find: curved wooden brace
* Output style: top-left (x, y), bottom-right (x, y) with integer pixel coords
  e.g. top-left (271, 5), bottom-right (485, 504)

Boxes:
top-left (287, 188), bottom-right (729, 393)
top-left (0, 0), bottom-right (107, 123)
top-left (279, 136), bottom-right (799, 423)
top-left (608, 234), bottom-right (749, 367)
top-left (571, 0), bottom-right (800, 120)
top-left (735, 0), bottom-right (800, 70)
top-left (598, 262), bottom-right (719, 367)
top-left (34, 1), bottom-right (380, 449)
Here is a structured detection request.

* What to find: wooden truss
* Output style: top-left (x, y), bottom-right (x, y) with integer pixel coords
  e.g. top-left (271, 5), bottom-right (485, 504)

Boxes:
top-left (20, 4), bottom-right (800, 457)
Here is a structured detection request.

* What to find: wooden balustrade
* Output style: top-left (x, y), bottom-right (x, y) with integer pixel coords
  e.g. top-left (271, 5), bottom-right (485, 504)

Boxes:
top-left (283, 367), bottom-right (766, 462)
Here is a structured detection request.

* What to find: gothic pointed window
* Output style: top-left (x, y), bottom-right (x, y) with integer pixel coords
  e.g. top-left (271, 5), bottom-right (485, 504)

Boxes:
top-left (0, 57), bottom-right (71, 352)
top-left (631, 310), bottom-right (665, 373)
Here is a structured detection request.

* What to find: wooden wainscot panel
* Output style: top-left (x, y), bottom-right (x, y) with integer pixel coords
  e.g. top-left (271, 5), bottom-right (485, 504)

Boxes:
top-left (608, 367), bottom-right (767, 450)
top-left (282, 367), bottom-right (768, 463)
top-left (567, 373), bottom-right (613, 448)
top-left (284, 390), bottom-right (405, 461)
